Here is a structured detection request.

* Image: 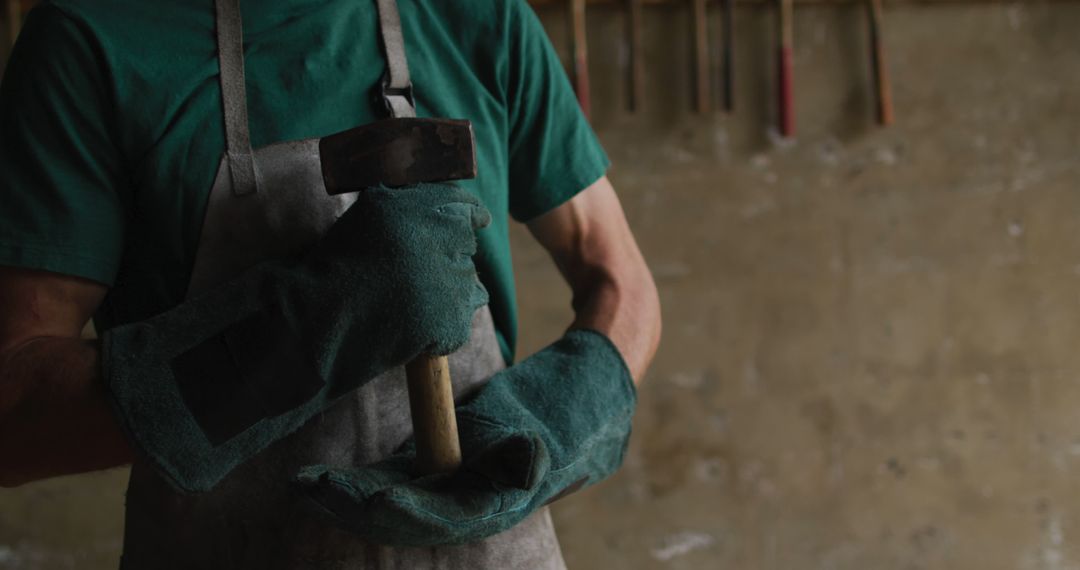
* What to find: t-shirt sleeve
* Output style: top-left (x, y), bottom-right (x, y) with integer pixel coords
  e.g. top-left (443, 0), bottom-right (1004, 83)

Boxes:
top-left (0, 4), bottom-right (127, 285)
top-left (504, 0), bottom-right (610, 223)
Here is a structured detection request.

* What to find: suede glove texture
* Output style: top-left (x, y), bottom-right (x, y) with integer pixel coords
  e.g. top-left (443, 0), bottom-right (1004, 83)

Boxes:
top-left (104, 183), bottom-right (491, 492)
top-left (294, 328), bottom-right (637, 546)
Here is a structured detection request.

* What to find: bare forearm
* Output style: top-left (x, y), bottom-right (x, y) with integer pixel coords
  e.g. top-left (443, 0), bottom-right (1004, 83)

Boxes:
top-left (527, 177), bottom-right (661, 384)
top-left (569, 269), bottom-right (660, 383)
top-left (0, 337), bottom-right (133, 487)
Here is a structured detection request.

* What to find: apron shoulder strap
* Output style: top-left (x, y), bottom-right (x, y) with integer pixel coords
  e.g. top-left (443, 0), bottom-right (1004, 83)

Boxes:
top-left (215, 0), bottom-right (259, 196)
top-left (212, 0), bottom-right (416, 193)
top-left (376, 0), bottom-right (416, 119)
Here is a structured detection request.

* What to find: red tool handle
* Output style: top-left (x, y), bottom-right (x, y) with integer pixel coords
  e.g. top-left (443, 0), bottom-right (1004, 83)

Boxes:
top-left (778, 0), bottom-right (795, 137)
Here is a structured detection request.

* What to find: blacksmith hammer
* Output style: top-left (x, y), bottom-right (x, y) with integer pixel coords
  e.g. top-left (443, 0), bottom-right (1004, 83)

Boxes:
top-left (320, 117), bottom-right (478, 475)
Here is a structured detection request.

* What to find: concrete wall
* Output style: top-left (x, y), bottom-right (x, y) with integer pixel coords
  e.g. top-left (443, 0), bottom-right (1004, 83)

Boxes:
top-left (3, 2), bottom-right (1080, 569)
top-left (522, 2), bottom-right (1080, 568)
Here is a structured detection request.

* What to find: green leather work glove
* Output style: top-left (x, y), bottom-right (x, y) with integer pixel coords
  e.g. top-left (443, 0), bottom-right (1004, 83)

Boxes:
top-left (294, 329), bottom-right (637, 546)
top-left (104, 183), bottom-right (490, 493)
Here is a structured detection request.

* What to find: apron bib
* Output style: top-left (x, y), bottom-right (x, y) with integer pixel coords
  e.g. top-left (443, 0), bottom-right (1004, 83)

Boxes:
top-left (117, 1), bottom-right (565, 567)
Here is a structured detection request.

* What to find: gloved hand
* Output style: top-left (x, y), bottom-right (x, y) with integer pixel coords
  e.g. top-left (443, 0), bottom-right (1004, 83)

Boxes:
top-left (294, 328), bottom-right (637, 546)
top-left (104, 183), bottom-right (491, 492)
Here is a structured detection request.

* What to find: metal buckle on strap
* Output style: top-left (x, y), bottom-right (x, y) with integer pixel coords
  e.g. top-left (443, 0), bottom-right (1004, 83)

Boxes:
top-left (380, 73), bottom-right (415, 117)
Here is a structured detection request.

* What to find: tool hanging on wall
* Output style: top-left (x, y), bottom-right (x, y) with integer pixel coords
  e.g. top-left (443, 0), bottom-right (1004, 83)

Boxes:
top-left (626, 0), bottom-right (644, 112)
top-left (6, 0), bottom-right (23, 47)
top-left (721, 0), bottom-right (734, 111)
top-left (692, 0), bottom-right (710, 113)
top-left (570, 0), bottom-right (591, 118)
top-left (867, 0), bottom-right (894, 126)
top-left (777, 0), bottom-right (795, 137)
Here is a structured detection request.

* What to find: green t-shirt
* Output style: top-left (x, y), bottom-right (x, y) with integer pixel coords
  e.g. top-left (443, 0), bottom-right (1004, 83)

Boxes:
top-left (0, 0), bottom-right (608, 363)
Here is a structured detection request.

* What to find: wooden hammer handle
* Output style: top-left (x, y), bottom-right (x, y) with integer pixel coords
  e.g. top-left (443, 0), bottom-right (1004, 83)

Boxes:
top-left (405, 354), bottom-right (462, 474)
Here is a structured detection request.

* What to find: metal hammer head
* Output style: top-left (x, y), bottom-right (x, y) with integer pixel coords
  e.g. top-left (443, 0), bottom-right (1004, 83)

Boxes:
top-left (319, 118), bottom-right (477, 194)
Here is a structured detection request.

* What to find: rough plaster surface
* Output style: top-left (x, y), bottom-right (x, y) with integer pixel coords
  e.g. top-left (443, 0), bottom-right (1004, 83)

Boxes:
top-left (2, 3), bottom-right (1080, 569)
top-left (523, 3), bottom-right (1080, 569)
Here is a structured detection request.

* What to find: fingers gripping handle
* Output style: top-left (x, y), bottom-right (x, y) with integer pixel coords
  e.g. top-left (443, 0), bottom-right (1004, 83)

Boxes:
top-left (406, 355), bottom-right (462, 474)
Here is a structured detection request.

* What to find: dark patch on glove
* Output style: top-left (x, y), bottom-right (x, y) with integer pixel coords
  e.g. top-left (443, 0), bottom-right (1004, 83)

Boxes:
top-left (172, 307), bottom-right (323, 445)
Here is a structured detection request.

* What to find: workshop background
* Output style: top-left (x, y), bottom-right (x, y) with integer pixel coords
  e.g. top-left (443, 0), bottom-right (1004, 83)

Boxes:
top-left (2, 0), bottom-right (1080, 568)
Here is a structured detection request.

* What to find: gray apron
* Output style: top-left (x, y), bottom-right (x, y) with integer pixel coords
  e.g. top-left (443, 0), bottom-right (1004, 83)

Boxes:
top-left (117, 0), bottom-right (566, 567)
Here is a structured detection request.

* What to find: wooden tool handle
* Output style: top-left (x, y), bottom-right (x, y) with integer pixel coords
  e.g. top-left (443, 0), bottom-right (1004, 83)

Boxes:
top-left (868, 0), bottom-right (894, 126)
top-left (692, 0), bottom-right (710, 114)
top-left (7, 0), bottom-right (22, 47)
top-left (405, 355), bottom-right (462, 474)
top-left (721, 0), bottom-right (735, 112)
top-left (778, 0), bottom-right (795, 137)
top-left (626, 0), bottom-right (644, 112)
top-left (570, 0), bottom-right (591, 118)
top-left (778, 47), bottom-right (794, 137)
